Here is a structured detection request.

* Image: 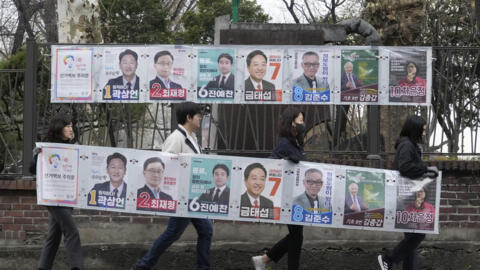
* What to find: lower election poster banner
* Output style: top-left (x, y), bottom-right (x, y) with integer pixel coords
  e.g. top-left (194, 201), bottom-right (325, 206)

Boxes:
top-left (36, 143), bottom-right (441, 234)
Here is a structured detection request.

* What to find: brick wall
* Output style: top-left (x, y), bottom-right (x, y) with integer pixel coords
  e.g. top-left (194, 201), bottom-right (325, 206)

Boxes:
top-left (1, 161), bottom-right (479, 245)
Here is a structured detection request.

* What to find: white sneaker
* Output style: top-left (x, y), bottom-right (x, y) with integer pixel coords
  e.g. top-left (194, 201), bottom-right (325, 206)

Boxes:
top-left (377, 254), bottom-right (392, 270)
top-left (251, 255), bottom-right (266, 270)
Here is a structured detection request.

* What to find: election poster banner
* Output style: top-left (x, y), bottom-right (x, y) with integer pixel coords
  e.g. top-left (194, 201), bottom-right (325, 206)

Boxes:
top-left (197, 48), bottom-right (236, 103)
top-left (395, 177), bottom-right (437, 231)
top-left (237, 158), bottom-right (283, 220)
top-left (133, 153), bottom-right (180, 214)
top-left (100, 47), bottom-right (145, 102)
top-left (35, 143), bottom-right (441, 234)
top-left (343, 169), bottom-right (385, 228)
top-left (51, 45), bottom-right (433, 106)
top-left (388, 49), bottom-right (428, 103)
top-left (340, 49), bottom-right (379, 103)
top-left (187, 157), bottom-right (233, 216)
top-left (289, 49), bottom-right (332, 103)
top-left (291, 164), bottom-right (334, 225)
top-left (241, 49), bottom-right (283, 103)
top-left (147, 47), bottom-right (195, 102)
top-left (52, 47), bottom-right (93, 101)
top-left (38, 145), bottom-right (79, 204)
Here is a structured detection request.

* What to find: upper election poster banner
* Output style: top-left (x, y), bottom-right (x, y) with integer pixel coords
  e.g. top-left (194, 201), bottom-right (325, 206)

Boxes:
top-left (51, 45), bottom-right (432, 105)
top-left (36, 143), bottom-right (442, 234)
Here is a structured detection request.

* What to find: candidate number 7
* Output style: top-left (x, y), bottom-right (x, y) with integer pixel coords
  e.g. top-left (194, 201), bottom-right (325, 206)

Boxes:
top-left (269, 63), bottom-right (281, 80)
top-left (269, 177), bottom-right (281, 196)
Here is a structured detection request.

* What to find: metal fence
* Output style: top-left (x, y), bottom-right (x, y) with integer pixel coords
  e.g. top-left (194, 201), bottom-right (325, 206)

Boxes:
top-left (0, 41), bottom-right (478, 176)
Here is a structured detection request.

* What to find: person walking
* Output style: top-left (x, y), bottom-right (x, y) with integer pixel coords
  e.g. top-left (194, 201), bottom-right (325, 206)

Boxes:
top-left (251, 107), bottom-right (306, 270)
top-left (133, 102), bottom-right (213, 270)
top-left (31, 113), bottom-right (83, 270)
top-left (377, 115), bottom-right (438, 270)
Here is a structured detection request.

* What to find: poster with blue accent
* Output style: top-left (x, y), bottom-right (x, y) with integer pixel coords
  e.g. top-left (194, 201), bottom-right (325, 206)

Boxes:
top-left (188, 157), bottom-right (233, 216)
top-left (197, 49), bottom-right (235, 102)
top-left (291, 164), bottom-right (333, 224)
top-left (289, 49), bottom-right (331, 103)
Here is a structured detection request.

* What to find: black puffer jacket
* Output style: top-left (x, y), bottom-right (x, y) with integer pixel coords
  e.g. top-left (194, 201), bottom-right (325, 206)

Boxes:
top-left (393, 136), bottom-right (427, 179)
top-left (270, 137), bottom-right (305, 163)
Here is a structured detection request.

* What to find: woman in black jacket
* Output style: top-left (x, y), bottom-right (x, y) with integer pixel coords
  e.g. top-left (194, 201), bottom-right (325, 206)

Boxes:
top-left (251, 107), bottom-right (305, 270)
top-left (32, 113), bottom-right (83, 270)
top-left (377, 115), bottom-right (437, 270)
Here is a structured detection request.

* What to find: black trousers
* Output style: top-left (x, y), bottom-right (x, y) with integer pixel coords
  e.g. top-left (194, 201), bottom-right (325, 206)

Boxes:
top-left (266, 225), bottom-right (303, 270)
top-left (388, 232), bottom-right (426, 270)
top-left (38, 206), bottom-right (83, 270)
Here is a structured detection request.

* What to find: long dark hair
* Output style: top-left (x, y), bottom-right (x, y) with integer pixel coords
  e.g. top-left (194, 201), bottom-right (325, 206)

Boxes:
top-left (278, 107), bottom-right (303, 141)
top-left (399, 115), bottom-right (426, 144)
top-left (46, 113), bottom-right (73, 143)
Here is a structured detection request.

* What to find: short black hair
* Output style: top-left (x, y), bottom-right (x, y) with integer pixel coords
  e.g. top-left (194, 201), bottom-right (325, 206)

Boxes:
top-left (119, 49), bottom-right (138, 63)
top-left (107, 152), bottom-right (127, 169)
top-left (176, 102), bottom-right (202, 125)
top-left (46, 113), bottom-right (73, 142)
top-left (143, 157), bottom-right (165, 171)
top-left (302, 51), bottom-right (319, 60)
top-left (278, 107), bottom-right (304, 140)
top-left (399, 115), bottom-right (426, 144)
top-left (213, 163), bottom-right (229, 176)
top-left (154, 50), bottom-right (174, 63)
top-left (244, 163), bottom-right (267, 180)
top-left (217, 53), bottom-right (233, 64)
top-left (246, 50), bottom-right (267, 67)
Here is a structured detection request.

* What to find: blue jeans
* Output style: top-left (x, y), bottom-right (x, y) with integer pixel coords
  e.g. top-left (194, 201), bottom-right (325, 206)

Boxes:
top-left (136, 217), bottom-right (213, 270)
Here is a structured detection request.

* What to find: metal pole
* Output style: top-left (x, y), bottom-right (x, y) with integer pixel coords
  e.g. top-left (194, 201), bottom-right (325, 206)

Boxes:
top-left (366, 105), bottom-right (381, 161)
top-left (232, 0), bottom-right (239, 23)
top-left (23, 38), bottom-right (37, 176)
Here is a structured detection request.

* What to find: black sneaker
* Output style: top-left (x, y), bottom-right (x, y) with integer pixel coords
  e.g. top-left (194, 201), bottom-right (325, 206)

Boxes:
top-left (377, 255), bottom-right (392, 270)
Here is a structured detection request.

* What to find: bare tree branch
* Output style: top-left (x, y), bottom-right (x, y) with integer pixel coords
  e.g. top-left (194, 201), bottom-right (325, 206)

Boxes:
top-left (282, 0), bottom-right (301, 24)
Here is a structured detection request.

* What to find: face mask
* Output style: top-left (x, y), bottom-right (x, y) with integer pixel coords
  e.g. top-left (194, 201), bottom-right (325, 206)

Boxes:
top-left (295, 123), bottom-right (305, 146)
